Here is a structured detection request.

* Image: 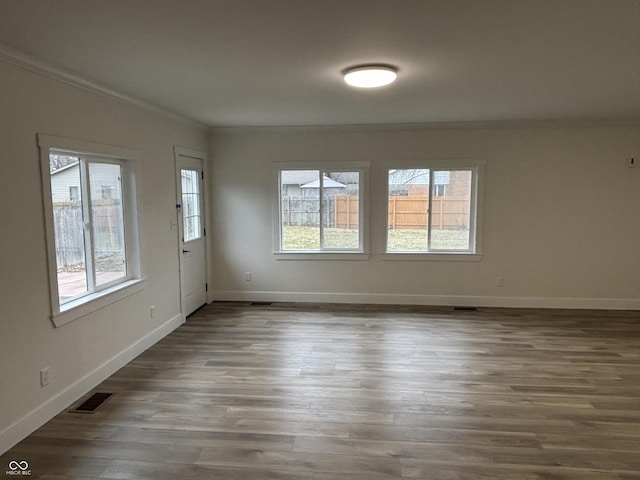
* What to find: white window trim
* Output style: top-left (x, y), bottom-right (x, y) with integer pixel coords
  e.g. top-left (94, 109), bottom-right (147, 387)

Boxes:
top-left (38, 134), bottom-right (144, 327)
top-left (380, 252), bottom-right (483, 262)
top-left (273, 161), bottom-right (370, 258)
top-left (383, 159), bottom-right (485, 259)
top-left (50, 280), bottom-right (146, 327)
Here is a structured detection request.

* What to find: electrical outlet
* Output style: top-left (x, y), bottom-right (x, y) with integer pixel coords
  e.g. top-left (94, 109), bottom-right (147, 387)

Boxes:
top-left (245, 272), bottom-right (252, 281)
top-left (150, 305), bottom-right (156, 318)
top-left (496, 277), bottom-right (504, 287)
top-left (40, 367), bottom-right (49, 387)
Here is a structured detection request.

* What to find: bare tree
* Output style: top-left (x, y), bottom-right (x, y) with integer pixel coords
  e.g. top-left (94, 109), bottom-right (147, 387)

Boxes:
top-left (389, 169), bottom-right (429, 184)
top-left (49, 154), bottom-right (78, 173)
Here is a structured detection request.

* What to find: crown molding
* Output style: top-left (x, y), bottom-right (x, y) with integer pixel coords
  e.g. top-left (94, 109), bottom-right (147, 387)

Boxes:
top-left (210, 118), bottom-right (640, 134)
top-left (0, 42), bottom-right (207, 132)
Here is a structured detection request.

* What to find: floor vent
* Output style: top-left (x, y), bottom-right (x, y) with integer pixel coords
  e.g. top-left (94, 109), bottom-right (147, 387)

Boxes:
top-left (250, 302), bottom-right (273, 306)
top-left (453, 306), bottom-right (478, 311)
top-left (70, 392), bottom-right (114, 414)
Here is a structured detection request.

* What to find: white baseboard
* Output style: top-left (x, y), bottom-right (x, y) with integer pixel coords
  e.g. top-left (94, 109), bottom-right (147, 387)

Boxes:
top-left (0, 313), bottom-right (184, 455)
top-left (212, 290), bottom-right (640, 311)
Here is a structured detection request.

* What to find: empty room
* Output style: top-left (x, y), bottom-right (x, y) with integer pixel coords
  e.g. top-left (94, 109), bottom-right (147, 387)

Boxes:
top-left (1, 0), bottom-right (639, 478)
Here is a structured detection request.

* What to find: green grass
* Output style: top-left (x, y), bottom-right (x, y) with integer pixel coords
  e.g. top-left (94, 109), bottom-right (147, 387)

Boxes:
top-left (283, 227), bottom-right (359, 250)
top-left (387, 229), bottom-right (470, 251)
top-left (282, 226), bottom-right (469, 251)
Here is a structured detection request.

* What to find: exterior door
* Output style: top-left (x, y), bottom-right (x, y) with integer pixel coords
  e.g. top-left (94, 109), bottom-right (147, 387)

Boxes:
top-left (175, 148), bottom-right (206, 317)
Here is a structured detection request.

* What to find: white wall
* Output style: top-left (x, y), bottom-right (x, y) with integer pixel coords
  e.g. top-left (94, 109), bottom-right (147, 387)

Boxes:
top-left (209, 123), bottom-right (640, 309)
top-left (0, 59), bottom-right (207, 452)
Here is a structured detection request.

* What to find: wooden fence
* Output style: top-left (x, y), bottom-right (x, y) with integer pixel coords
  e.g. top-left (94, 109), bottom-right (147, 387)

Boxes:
top-left (281, 197), bottom-right (334, 227)
top-left (334, 195), bottom-right (359, 229)
top-left (282, 195), bottom-right (469, 230)
top-left (388, 195), bottom-right (470, 230)
top-left (53, 201), bottom-right (124, 269)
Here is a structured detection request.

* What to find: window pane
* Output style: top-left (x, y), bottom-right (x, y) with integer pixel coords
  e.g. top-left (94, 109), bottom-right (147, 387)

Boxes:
top-left (184, 216), bottom-right (201, 242)
top-left (181, 169), bottom-right (202, 242)
top-left (49, 155), bottom-right (88, 303)
top-left (89, 163), bottom-right (126, 286)
top-left (280, 170), bottom-right (320, 250)
top-left (387, 169), bottom-right (429, 252)
top-left (322, 171), bottom-right (359, 249)
top-left (430, 170), bottom-right (472, 250)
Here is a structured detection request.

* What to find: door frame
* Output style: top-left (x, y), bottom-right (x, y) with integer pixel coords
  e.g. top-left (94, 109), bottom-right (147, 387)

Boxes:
top-left (174, 145), bottom-right (209, 319)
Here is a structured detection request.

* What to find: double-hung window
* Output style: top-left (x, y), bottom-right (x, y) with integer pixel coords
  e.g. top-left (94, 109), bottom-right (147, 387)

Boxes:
top-left (386, 162), bottom-right (483, 255)
top-left (39, 135), bottom-right (142, 326)
top-left (275, 163), bottom-right (368, 255)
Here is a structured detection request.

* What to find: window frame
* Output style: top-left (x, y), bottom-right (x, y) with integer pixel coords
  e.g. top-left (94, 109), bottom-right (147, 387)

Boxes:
top-left (38, 134), bottom-right (144, 327)
top-left (69, 185), bottom-right (80, 202)
top-left (273, 161), bottom-right (370, 259)
top-left (383, 159), bottom-right (485, 261)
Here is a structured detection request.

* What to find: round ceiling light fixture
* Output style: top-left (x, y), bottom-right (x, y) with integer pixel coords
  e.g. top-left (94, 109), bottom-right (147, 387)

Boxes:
top-left (343, 64), bottom-right (398, 88)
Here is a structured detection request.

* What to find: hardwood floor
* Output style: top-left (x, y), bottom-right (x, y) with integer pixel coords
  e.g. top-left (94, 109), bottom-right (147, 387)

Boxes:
top-left (2, 302), bottom-right (640, 479)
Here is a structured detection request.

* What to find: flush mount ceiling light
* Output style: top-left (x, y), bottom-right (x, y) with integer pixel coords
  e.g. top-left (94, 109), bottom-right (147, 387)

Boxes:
top-left (343, 64), bottom-right (398, 88)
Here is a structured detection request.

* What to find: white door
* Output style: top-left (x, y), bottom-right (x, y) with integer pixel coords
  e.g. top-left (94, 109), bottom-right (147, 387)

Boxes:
top-left (175, 148), bottom-right (207, 317)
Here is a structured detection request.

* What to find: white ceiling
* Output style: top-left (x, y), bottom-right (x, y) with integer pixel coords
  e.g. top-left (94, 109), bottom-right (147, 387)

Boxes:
top-left (1, 0), bottom-right (639, 128)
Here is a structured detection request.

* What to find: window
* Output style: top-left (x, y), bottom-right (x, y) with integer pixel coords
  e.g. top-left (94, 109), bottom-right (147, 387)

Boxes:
top-left (275, 164), bottom-right (368, 254)
top-left (101, 185), bottom-right (113, 199)
top-left (387, 164), bottom-right (482, 254)
top-left (180, 168), bottom-right (203, 242)
top-left (433, 184), bottom-right (446, 197)
top-left (39, 135), bottom-right (142, 326)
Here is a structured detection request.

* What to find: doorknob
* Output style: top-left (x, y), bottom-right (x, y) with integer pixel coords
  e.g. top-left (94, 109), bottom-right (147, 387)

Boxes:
top-left (183, 249), bottom-right (190, 253)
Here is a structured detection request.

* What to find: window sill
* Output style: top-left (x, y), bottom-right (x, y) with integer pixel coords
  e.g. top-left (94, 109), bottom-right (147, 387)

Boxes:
top-left (274, 252), bottom-right (370, 261)
top-left (51, 279), bottom-right (146, 327)
top-left (382, 252), bottom-right (483, 261)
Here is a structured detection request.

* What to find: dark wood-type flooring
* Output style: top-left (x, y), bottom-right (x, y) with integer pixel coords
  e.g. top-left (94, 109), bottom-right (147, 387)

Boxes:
top-left (2, 302), bottom-right (640, 479)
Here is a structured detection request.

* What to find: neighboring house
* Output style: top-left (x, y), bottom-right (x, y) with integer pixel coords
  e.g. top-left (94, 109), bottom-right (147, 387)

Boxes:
top-left (280, 169), bottom-right (461, 199)
top-left (280, 170), bottom-right (317, 197)
top-left (281, 170), bottom-right (358, 197)
top-left (50, 162), bottom-right (122, 203)
top-left (389, 169), bottom-right (450, 196)
top-left (50, 162), bottom-right (81, 203)
top-left (300, 176), bottom-right (346, 197)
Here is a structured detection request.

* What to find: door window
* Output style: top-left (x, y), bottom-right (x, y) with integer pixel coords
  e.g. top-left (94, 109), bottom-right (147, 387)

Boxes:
top-left (181, 168), bottom-right (202, 242)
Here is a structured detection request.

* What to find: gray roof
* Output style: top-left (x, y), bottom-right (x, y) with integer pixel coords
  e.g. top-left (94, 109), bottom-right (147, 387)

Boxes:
top-left (281, 170), bottom-right (318, 185)
top-left (50, 161), bottom-right (80, 176)
top-left (300, 177), bottom-right (346, 189)
top-left (281, 170), bottom-right (358, 186)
